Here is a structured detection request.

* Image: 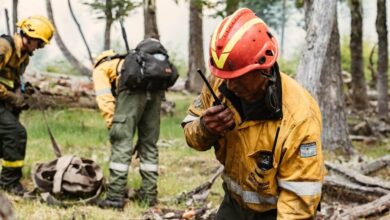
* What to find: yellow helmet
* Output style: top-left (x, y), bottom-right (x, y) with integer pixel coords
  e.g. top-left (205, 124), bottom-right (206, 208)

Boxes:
top-left (94, 50), bottom-right (117, 67)
top-left (17, 15), bottom-right (55, 44)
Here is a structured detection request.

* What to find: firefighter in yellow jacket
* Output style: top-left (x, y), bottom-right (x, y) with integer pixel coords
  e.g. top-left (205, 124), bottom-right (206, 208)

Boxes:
top-left (182, 8), bottom-right (325, 219)
top-left (0, 16), bottom-right (54, 195)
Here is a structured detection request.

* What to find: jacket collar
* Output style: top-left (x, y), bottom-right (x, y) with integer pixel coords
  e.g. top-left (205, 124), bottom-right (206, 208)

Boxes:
top-left (218, 63), bottom-right (283, 122)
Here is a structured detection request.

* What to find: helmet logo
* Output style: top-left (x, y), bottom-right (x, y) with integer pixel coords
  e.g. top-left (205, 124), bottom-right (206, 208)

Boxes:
top-left (211, 17), bottom-right (264, 69)
top-left (26, 24), bottom-right (35, 32)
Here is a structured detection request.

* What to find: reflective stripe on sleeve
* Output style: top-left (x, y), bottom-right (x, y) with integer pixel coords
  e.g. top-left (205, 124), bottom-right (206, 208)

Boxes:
top-left (140, 163), bottom-right (158, 172)
top-left (278, 179), bottom-right (322, 196)
top-left (2, 159), bottom-right (24, 168)
top-left (182, 114), bottom-right (199, 124)
top-left (109, 162), bottom-right (129, 172)
top-left (223, 174), bottom-right (277, 205)
top-left (95, 88), bottom-right (112, 96)
top-left (0, 76), bottom-right (14, 89)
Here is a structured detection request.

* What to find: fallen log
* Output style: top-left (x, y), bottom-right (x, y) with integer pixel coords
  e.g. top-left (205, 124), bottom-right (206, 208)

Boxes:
top-left (349, 135), bottom-right (377, 144)
top-left (25, 71), bottom-right (176, 114)
top-left (336, 193), bottom-right (390, 219)
top-left (176, 166), bottom-right (223, 206)
top-left (325, 162), bottom-right (390, 190)
top-left (143, 206), bottom-right (211, 220)
top-left (359, 155), bottom-right (390, 175)
top-left (323, 175), bottom-right (390, 203)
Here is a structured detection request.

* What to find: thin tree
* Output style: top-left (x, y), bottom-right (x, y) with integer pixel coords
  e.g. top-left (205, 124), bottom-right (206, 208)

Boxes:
top-left (296, 0), bottom-right (353, 153)
top-left (349, 0), bottom-right (368, 110)
top-left (280, 0), bottom-right (287, 56)
top-left (241, 0), bottom-right (294, 57)
top-left (143, 0), bottom-right (159, 39)
top-left (84, 0), bottom-right (139, 51)
top-left (104, 0), bottom-right (113, 50)
top-left (186, 0), bottom-right (205, 93)
top-left (376, 0), bottom-right (388, 121)
top-left (68, 0), bottom-right (94, 65)
top-left (46, 0), bottom-right (91, 76)
top-left (225, 0), bottom-right (240, 15)
top-left (119, 18), bottom-right (130, 52)
top-left (4, 9), bottom-right (11, 35)
top-left (12, 0), bottom-right (18, 33)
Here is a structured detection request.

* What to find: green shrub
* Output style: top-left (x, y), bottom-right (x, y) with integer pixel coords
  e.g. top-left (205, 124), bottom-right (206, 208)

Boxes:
top-left (44, 58), bottom-right (81, 75)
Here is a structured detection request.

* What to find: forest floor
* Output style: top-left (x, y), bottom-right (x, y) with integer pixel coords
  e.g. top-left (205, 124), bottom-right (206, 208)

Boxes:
top-left (2, 92), bottom-right (390, 219)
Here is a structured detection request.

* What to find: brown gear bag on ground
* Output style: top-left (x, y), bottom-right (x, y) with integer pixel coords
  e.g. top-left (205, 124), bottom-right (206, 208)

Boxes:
top-left (26, 89), bottom-right (104, 206)
top-left (31, 155), bottom-right (104, 206)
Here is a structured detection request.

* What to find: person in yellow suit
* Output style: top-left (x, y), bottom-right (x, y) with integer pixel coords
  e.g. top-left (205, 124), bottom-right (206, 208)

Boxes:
top-left (93, 38), bottom-right (174, 209)
top-left (182, 8), bottom-right (325, 219)
top-left (91, 50), bottom-right (123, 129)
top-left (0, 16), bottom-right (55, 195)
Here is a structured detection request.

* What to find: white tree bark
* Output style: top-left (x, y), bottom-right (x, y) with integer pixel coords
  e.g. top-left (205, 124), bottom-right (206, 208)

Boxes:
top-left (296, 0), bottom-right (336, 94)
top-left (297, 0), bottom-right (353, 152)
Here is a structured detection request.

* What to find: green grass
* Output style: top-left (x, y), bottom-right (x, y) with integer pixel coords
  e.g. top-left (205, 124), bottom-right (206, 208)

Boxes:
top-left (3, 92), bottom-right (224, 219)
top-left (10, 91), bottom-right (389, 219)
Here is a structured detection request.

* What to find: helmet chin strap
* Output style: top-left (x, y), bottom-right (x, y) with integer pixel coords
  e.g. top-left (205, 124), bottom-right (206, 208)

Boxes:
top-left (21, 33), bottom-right (34, 56)
top-left (264, 63), bottom-right (281, 114)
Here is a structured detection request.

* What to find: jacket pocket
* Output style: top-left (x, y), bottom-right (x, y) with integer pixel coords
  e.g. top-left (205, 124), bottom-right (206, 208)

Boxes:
top-left (246, 150), bottom-right (278, 196)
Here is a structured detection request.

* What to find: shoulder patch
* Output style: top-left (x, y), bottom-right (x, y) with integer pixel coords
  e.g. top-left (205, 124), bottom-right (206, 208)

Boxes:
top-left (299, 142), bottom-right (317, 158)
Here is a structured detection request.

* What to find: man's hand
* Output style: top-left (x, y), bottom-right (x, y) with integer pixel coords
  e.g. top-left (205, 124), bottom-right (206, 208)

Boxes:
top-left (201, 104), bottom-right (235, 135)
top-left (4, 91), bottom-right (29, 110)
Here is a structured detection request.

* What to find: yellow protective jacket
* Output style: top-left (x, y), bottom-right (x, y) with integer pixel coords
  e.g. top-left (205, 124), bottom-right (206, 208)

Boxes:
top-left (92, 58), bottom-right (124, 128)
top-left (182, 73), bottom-right (325, 219)
top-left (0, 34), bottom-right (29, 98)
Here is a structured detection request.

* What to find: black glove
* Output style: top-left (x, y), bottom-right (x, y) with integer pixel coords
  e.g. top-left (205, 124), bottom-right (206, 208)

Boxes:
top-left (24, 82), bottom-right (39, 96)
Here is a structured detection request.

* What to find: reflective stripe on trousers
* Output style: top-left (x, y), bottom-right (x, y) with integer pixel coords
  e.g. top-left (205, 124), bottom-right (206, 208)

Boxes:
top-left (222, 174), bottom-right (277, 205)
top-left (140, 163), bottom-right (158, 172)
top-left (109, 162), bottom-right (129, 172)
top-left (1, 159), bottom-right (24, 168)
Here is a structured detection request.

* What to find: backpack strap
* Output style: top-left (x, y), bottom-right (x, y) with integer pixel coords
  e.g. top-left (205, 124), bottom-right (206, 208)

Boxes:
top-left (0, 34), bottom-right (15, 57)
top-left (94, 53), bottom-right (127, 68)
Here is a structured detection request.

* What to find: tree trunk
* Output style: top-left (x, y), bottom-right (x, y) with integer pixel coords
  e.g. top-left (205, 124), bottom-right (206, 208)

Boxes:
top-left (225, 0), bottom-right (240, 16)
top-left (12, 0), bottom-right (18, 33)
top-left (350, 0), bottom-right (368, 110)
top-left (296, 0), bottom-right (353, 152)
top-left (376, 0), bottom-right (388, 121)
top-left (104, 0), bottom-right (113, 50)
top-left (4, 9), bottom-right (11, 35)
top-left (368, 44), bottom-right (378, 88)
top-left (119, 18), bottom-right (130, 52)
top-left (143, 0), bottom-right (160, 40)
top-left (45, 0), bottom-right (91, 76)
top-left (186, 0), bottom-right (205, 93)
top-left (67, 0), bottom-right (94, 66)
top-left (280, 0), bottom-right (287, 57)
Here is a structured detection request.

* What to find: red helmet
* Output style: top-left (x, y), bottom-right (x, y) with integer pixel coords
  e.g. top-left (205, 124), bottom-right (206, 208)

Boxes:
top-left (209, 8), bottom-right (278, 79)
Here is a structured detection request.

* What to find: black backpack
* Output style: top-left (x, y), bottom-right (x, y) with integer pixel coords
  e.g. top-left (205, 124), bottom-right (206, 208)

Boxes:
top-left (118, 38), bottom-right (179, 92)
